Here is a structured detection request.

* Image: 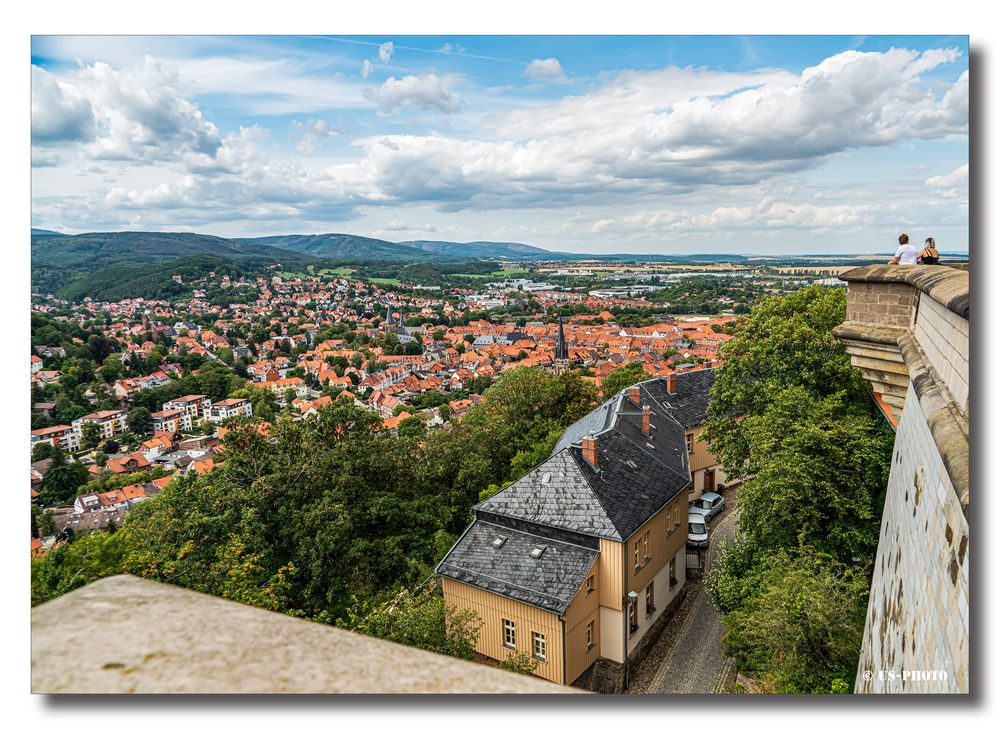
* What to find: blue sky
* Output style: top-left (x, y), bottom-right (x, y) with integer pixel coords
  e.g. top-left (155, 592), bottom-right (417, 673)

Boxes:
top-left (31, 35), bottom-right (969, 254)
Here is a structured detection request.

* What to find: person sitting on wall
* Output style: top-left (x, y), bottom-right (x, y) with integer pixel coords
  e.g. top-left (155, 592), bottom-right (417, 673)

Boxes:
top-left (918, 237), bottom-right (941, 265)
top-left (889, 233), bottom-right (918, 265)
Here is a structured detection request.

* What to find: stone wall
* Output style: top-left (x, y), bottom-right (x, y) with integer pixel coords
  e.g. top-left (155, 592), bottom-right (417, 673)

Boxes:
top-left (913, 294), bottom-right (970, 418)
top-left (855, 381), bottom-right (969, 693)
top-left (834, 265), bottom-right (969, 695)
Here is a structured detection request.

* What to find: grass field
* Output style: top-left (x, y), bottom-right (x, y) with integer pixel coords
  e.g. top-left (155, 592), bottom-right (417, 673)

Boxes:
top-left (368, 277), bottom-right (402, 286)
top-left (320, 267), bottom-right (357, 277)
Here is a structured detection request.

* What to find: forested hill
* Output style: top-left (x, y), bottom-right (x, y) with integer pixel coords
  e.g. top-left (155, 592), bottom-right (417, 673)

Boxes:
top-left (54, 254), bottom-right (259, 302)
top-left (31, 231), bottom-right (318, 294)
top-left (236, 233), bottom-right (446, 262)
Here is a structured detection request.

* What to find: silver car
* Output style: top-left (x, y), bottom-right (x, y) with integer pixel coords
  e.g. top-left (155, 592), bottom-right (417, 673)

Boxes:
top-left (688, 491), bottom-right (725, 522)
top-left (687, 513), bottom-right (709, 549)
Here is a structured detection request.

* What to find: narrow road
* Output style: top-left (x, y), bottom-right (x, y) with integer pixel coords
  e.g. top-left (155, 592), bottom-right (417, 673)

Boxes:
top-left (627, 494), bottom-right (739, 694)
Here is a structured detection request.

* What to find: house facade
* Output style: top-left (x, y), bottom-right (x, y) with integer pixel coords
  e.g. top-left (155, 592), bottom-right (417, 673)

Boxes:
top-left (436, 370), bottom-right (718, 687)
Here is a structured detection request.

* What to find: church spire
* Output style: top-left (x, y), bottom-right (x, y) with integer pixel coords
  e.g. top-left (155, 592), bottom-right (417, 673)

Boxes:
top-left (555, 315), bottom-right (568, 360)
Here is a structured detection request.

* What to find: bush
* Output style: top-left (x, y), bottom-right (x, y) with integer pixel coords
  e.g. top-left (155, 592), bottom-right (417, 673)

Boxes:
top-left (497, 651), bottom-right (540, 676)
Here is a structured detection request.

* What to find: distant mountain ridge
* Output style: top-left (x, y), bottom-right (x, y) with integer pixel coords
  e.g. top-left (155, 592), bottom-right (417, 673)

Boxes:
top-left (235, 233), bottom-right (445, 262)
top-left (397, 239), bottom-right (574, 260)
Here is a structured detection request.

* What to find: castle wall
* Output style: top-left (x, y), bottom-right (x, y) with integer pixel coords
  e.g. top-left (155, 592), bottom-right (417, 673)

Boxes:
top-left (855, 381), bottom-right (969, 693)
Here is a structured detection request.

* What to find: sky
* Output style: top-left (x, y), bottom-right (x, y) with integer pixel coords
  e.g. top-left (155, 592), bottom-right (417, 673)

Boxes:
top-left (30, 35), bottom-right (969, 254)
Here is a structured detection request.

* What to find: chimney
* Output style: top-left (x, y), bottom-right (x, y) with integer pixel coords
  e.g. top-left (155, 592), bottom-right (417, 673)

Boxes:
top-left (666, 373), bottom-right (677, 394)
top-left (641, 405), bottom-right (651, 436)
top-left (628, 385), bottom-right (641, 406)
top-left (582, 434), bottom-right (599, 469)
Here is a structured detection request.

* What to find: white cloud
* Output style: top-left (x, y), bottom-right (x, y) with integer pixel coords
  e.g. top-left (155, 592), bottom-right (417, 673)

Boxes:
top-left (31, 46), bottom-right (969, 249)
top-left (31, 148), bottom-right (64, 168)
top-left (524, 58), bottom-right (567, 83)
top-left (366, 74), bottom-right (464, 115)
top-left (32, 57), bottom-right (223, 165)
top-left (292, 119), bottom-right (340, 155)
top-left (361, 59), bottom-right (374, 79)
top-left (378, 42), bottom-right (394, 64)
top-left (924, 162), bottom-right (968, 200)
top-left (31, 65), bottom-right (96, 145)
top-left (926, 163), bottom-right (968, 188)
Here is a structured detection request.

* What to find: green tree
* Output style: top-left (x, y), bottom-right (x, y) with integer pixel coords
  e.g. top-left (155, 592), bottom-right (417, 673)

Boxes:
top-left (31, 531), bottom-right (128, 606)
top-left (718, 547), bottom-right (869, 694)
top-left (31, 441), bottom-right (56, 463)
top-left (340, 584), bottom-right (482, 660)
top-left (39, 448), bottom-right (89, 506)
top-left (80, 422), bottom-right (102, 450)
top-left (126, 406), bottom-right (152, 436)
top-left (601, 362), bottom-right (648, 397)
top-left (396, 416), bottom-right (427, 439)
top-left (230, 385), bottom-right (279, 422)
top-left (702, 286), bottom-right (873, 484)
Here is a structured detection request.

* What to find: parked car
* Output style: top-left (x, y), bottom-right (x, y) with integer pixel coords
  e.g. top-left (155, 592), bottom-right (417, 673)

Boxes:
top-left (689, 491), bottom-right (725, 522)
top-left (687, 513), bottom-right (709, 549)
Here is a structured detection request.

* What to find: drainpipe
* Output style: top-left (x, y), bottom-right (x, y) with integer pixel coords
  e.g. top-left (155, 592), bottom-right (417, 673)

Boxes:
top-left (622, 539), bottom-right (628, 691)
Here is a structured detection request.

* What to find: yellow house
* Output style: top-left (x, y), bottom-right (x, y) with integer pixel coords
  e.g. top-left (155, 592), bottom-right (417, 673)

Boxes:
top-left (437, 370), bottom-right (719, 688)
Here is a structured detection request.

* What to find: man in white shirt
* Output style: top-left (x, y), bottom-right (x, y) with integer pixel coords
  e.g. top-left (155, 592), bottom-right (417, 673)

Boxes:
top-left (889, 233), bottom-right (918, 265)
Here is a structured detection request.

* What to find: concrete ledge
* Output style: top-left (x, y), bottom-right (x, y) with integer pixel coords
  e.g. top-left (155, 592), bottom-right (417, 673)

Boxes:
top-left (839, 265), bottom-right (970, 319)
top-left (32, 575), bottom-right (582, 694)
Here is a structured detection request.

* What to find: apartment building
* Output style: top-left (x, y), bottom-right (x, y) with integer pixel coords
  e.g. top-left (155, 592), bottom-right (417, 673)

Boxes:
top-left (151, 408), bottom-right (191, 433)
top-left (163, 394), bottom-right (212, 422)
top-left (71, 410), bottom-right (127, 441)
top-left (436, 371), bottom-right (718, 687)
top-left (206, 398), bottom-right (253, 423)
top-left (31, 424), bottom-right (80, 453)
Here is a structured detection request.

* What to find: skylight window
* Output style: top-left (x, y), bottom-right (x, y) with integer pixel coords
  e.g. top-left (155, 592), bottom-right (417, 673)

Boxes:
top-left (529, 546), bottom-right (547, 559)
top-left (540, 472), bottom-right (552, 484)
top-left (492, 536), bottom-right (508, 549)
top-left (626, 459), bottom-right (638, 470)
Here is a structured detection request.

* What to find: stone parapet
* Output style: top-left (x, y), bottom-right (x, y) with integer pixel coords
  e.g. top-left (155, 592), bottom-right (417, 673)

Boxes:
top-left (835, 265), bottom-right (970, 694)
top-left (31, 575), bottom-right (581, 694)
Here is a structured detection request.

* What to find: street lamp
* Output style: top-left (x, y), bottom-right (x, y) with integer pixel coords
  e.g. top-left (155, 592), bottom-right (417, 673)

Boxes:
top-left (624, 590), bottom-right (639, 691)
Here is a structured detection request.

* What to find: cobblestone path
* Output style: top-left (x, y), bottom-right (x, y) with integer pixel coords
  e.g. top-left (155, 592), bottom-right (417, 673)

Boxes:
top-left (627, 495), bottom-right (739, 695)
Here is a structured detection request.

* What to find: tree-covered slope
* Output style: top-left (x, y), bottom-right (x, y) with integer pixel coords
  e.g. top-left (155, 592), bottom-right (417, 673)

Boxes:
top-left (238, 233), bottom-right (447, 262)
top-left (31, 231), bottom-right (318, 293)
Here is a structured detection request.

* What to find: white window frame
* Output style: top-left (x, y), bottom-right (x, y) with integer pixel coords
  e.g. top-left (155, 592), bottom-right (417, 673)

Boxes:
top-left (646, 581), bottom-right (655, 615)
top-left (532, 631), bottom-right (546, 662)
top-left (586, 575), bottom-right (594, 594)
top-left (642, 531), bottom-right (650, 562)
top-left (586, 621), bottom-right (595, 650)
top-left (502, 619), bottom-right (516, 649)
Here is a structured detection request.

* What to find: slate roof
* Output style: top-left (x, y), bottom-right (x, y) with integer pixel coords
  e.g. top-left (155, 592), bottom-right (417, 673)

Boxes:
top-left (436, 520), bottom-right (598, 614)
top-left (567, 428), bottom-right (689, 540)
top-left (474, 449), bottom-right (619, 538)
top-left (641, 369), bottom-right (717, 429)
top-left (553, 393), bottom-right (620, 453)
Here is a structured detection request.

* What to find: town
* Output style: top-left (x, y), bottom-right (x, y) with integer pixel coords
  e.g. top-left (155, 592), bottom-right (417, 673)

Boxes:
top-left (31, 257), bottom-right (826, 533)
